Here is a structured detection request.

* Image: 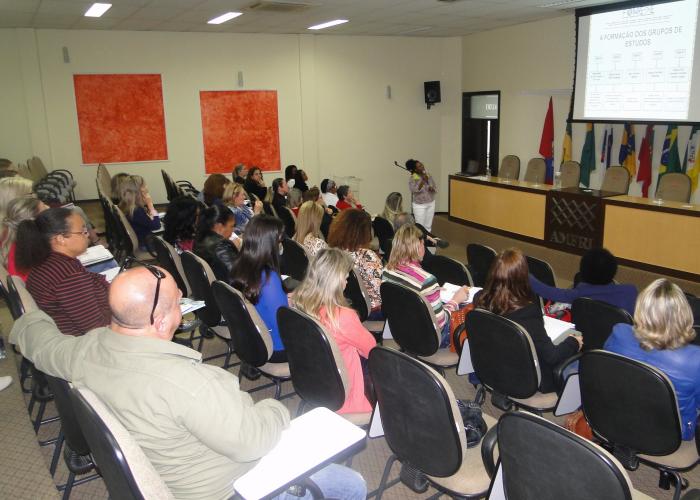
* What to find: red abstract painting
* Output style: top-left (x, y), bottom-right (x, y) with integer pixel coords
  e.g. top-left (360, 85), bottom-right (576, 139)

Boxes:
top-left (74, 74), bottom-right (168, 164)
top-left (200, 90), bottom-right (281, 174)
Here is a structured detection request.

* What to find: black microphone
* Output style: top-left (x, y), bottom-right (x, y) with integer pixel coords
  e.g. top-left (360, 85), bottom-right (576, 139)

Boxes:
top-left (394, 161), bottom-right (409, 171)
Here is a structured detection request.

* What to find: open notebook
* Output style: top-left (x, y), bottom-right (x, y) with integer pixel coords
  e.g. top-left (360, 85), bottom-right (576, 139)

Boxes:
top-left (77, 245), bottom-right (113, 266)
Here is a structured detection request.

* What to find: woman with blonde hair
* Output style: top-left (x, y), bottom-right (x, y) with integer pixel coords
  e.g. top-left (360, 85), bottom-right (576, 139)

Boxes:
top-left (0, 176), bottom-right (34, 221)
top-left (1, 197), bottom-right (48, 280)
top-left (294, 248), bottom-right (376, 414)
top-left (605, 278), bottom-right (700, 440)
top-left (222, 182), bottom-right (262, 233)
top-left (381, 192), bottom-right (404, 226)
top-left (294, 201), bottom-right (327, 256)
top-left (118, 175), bottom-right (160, 249)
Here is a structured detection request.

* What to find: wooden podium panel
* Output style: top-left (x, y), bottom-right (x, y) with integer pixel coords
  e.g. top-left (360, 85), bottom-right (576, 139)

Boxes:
top-left (449, 176), bottom-right (548, 240)
top-left (603, 197), bottom-right (700, 276)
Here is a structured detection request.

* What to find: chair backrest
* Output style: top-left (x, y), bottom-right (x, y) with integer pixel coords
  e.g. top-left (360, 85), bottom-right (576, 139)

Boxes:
top-left (278, 206), bottom-right (296, 238)
top-left (279, 237), bottom-right (309, 282)
top-left (180, 251), bottom-right (222, 327)
top-left (152, 236), bottom-right (191, 297)
top-left (600, 166), bottom-right (630, 194)
top-left (656, 172), bottom-right (691, 203)
top-left (70, 386), bottom-right (174, 500)
top-left (113, 205), bottom-right (139, 257)
top-left (372, 216), bottom-right (395, 243)
top-left (96, 164), bottom-right (112, 199)
top-left (0, 263), bottom-right (8, 288)
top-left (579, 350), bottom-right (682, 456)
top-left (16, 162), bottom-right (31, 179)
top-left (343, 268), bottom-right (371, 322)
top-left (560, 160), bottom-right (581, 188)
top-left (380, 281), bottom-right (440, 357)
top-left (499, 155), bottom-right (520, 180)
top-left (369, 346), bottom-right (465, 476)
top-left (495, 411), bottom-right (635, 500)
top-left (2, 275), bottom-right (36, 319)
top-left (466, 243), bottom-right (496, 287)
top-left (571, 297), bottom-right (633, 351)
top-left (44, 375), bottom-right (91, 456)
top-left (525, 255), bottom-right (556, 287)
top-left (161, 170), bottom-right (182, 202)
top-left (262, 201), bottom-right (277, 217)
top-left (211, 281), bottom-right (273, 367)
top-left (28, 156), bottom-right (49, 182)
top-left (465, 308), bottom-right (541, 399)
top-left (422, 254), bottom-right (473, 287)
top-left (277, 306), bottom-right (348, 411)
top-left (523, 157), bottom-right (546, 184)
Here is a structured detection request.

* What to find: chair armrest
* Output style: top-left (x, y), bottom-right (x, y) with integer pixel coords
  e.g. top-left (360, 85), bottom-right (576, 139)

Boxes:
top-left (480, 425), bottom-right (499, 479)
top-left (452, 323), bottom-right (466, 355)
top-left (554, 352), bottom-right (582, 393)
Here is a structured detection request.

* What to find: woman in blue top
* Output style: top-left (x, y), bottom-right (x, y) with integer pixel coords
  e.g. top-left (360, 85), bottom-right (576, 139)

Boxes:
top-left (605, 278), bottom-right (700, 440)
top-left (118, 175), bottom-right (160, 250)
top-left (529, 248), bottom-right (637, 315)
top-left (230, 214), bottom-right (288, 362)
top-left (222, 183), bottom-right (262, 234)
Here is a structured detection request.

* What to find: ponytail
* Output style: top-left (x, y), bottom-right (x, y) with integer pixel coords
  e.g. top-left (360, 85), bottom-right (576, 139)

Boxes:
top-left (16, 207), bottom-right (72, 270)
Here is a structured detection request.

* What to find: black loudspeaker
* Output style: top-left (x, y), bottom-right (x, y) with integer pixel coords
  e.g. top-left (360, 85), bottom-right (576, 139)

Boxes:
top-left (424, 81), bottom-right (441, 109)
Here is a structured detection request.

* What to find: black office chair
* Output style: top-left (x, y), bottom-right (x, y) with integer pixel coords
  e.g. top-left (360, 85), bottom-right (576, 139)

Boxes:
top-left (423, 254), bottom-right (473, 287)
top-left (211, 281), bottom-right (291, 399)
top-left (466, 243), bottom-right (496, 287)
top-left (152, 236), bottom-right (190, 297)
top-left (580, 351), bottom-right (700, 500)
top-left (280, 237), bottom-right (309, 282)
top-left (380, 281), bottom-right (457, 373)
top-left (372, 216), bottom-right (395, 244)
top-left (161, 169), bottom-right (182, 201)
top-left (343, 268), bottom-right (384, 342)
top-left (44, 375), bottom-right (99, 499)
top-left (466, 308), bottom-right (560, 413)
top-left (526, 255), bottom-right (557, 287)
top-left (571, 298), bottom-right (632, 351)
top-left (368, 346), bottom-right (494, 499)
top-left (483, 411), bottom-right (656, 500)
top-left (278, 206), bottom-right (296, 238)
top-left (70, 386), bottom-right (173, 499)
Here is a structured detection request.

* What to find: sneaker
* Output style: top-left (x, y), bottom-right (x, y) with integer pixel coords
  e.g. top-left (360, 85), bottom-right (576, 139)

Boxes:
top-left (0, 376), bottom-right (12, 392)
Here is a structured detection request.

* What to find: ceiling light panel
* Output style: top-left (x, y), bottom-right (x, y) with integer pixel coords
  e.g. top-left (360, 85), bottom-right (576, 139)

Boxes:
top-left (308, 19), bottom-right (348, 30)
top-left (207, 12), bottom-right (243, 24)
top-left (84, 3), bottom-right (112, 17)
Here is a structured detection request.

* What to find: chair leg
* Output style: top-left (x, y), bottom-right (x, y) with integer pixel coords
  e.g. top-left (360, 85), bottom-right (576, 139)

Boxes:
top-left (49, 430), bottom-right (65, 476)
top-left (61, 472), bottom-right (75, 500)
top-left (296, 400), bottom-right (306, 417)
top-left (33, 400), bottom-right (47, 433)
top-left (274, 379), bottom-right (282, 400)
top-left (368, 454), bottom-right (398, 500)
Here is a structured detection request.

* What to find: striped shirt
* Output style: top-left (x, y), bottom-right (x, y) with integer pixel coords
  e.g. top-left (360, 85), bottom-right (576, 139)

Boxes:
top-left (382, 261), bottom-right (456, 330)
top-left (26, 252), bottom-right (111, 336)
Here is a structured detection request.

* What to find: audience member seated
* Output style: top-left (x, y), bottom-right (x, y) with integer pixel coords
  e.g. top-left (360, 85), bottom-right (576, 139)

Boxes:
top-left (244, 166), bottom-right (268, 201)
top-left (0, 176), bottom-right (34, 221)
top-left (321, 179), bottom-right (339, 207)
top-left (380, 192), bottom-right (403, 228)
top-left (230, 215), bottom-right (289, 362)
top-left (193, 205), bottom-right (239, 282)
top-left (201, 173), bottom-right (231, 207)
top-left (530, 247), bottom-right (637, 315)
top-left (1, 197), bottom-right (48, 280)
top-left (288, 187), bottom-right (303, 217)
top-left (163, 195), bottom-right (201, 254)
top-left (605, 278), bottom-right (700, 440)
top-left (109, 172), bottom-right (129, 203)
top-left (294, 248), bottom-right (376, 414)
top-left (304, 187), bottom-right (335, 236)
top-left (475, 248), bottom-right (582, 393)
top-left (17, 208), bottom-right (110, 336)
top-left (118, 175), bottom-right (160, 250)
top-left (285, 164), bottom-right (298, 189)
top-left (223, 182), bottom-right (262, 234)
top-left (335, 185), bottom-right (363, 211)
top-left (232, 163), bottom-right (247, 185)
top-left (0, 158), bottom-right (19, 178)
top-left (10, 266), bottom-right (366, 500)
top-left (272, 178), bottom-right (295, 237)
top-left (294, 169), bottom-right (309, 192)
top-left (383, 224), bottom-right (467, 346)
top-left (328, 209), bottom-right (383, 316)
top-left (294, 201), bottom-right (328, 257)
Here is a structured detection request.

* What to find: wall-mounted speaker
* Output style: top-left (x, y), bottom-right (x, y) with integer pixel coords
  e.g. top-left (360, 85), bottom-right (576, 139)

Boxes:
top-left (424, 81), bottom-right (441, 109)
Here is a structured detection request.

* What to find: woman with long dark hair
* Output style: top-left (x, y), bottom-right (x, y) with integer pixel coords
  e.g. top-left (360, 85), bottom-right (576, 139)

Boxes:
top-left (474, 248), bottom-right (582, 393)
top-left (244, 167), bottom-right (268, 201)
top-left (193, 205), bottom-right (238, 282)
top-left (163, 196), bottom-right (201, 253)
top-left (17, 207), bottom-right (110, 336)
top-left (230, 215), bottom-right (288, 361)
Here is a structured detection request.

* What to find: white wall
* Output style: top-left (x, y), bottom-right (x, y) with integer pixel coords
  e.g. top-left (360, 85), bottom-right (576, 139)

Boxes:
top-left (462, 15), bottom-right (700, 204)
top-left (0, 28), bottom-right (461, 213)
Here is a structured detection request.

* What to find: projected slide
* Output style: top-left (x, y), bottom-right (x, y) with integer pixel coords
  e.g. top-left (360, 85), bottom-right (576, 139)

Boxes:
top-left (580, 0), bottom-right (699, 121)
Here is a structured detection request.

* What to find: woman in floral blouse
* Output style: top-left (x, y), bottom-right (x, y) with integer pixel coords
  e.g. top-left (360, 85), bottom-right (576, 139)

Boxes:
top-left (293, 201), bottom-right (328, 257)
top-left (327, 208), bottom-right (383, 317)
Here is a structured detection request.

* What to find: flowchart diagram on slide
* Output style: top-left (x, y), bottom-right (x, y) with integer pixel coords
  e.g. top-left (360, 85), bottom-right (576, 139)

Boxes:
top-left (584, 0), bottom-right (699, 120)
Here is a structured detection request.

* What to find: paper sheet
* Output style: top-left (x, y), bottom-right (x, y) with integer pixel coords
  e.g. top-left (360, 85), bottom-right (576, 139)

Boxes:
top-left (440, 283), bottom-right (481, 304)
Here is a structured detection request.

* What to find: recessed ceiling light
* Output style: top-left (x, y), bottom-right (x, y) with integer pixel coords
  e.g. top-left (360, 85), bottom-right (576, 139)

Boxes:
top-left (308, 19), bottom-right (348, 30)
top-left (207, 12), bottom-right (243, 24)
top-left (84, 3), bottom-right (112, 17)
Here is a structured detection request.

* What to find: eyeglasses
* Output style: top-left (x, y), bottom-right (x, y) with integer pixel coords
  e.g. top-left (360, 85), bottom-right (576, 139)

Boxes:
top-left (118, 257), bottom-right (165, 325)
top-left (65, 227), bottom-right (89, 237)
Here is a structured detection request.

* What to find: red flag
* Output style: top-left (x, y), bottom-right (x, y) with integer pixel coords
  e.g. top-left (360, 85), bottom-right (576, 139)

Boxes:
top-left (539, 97), bottom-right (554, 184)
top-left (637, 125), bottom-right (654, 197)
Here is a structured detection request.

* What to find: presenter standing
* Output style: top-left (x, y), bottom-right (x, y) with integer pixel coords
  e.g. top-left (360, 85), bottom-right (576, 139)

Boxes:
top-left (407, 159), bottom-right (437, 232)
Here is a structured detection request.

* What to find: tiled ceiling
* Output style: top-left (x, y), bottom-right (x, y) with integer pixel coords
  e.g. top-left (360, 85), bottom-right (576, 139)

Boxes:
top-left (0, 0), bottom-right (617, 37)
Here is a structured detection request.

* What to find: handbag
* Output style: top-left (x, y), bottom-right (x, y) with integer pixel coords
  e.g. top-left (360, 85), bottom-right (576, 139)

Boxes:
top-left (457, 399), bottom-right (487, 448)
top-left (564, 409), bottom-right (593, 440)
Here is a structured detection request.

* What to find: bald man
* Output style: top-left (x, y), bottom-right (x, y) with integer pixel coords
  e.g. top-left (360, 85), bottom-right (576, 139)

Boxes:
top-left (10, 267), bottom-right (366, 500)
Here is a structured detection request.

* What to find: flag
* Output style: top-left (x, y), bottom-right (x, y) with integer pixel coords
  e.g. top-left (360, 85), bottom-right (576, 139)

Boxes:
top-left (683, 124), bottom-right (700, 193)
top-left (601, 124), bottom-right (614, 169)
top-left (561, 121), bottom-right (572, 164)
top-left (637, 125), bottom-right (654, 198)
top-left (618, 123), bottom-right (637, 177)
top-left (539, 97), bottom-right (554, 184)
top-left (580, 123), bottom-right (596, 187)
top-left (658, 124), bottom-right (682, 185)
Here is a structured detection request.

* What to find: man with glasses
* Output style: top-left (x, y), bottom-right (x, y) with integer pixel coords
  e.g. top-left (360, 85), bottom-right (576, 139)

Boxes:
top-left (11, 264), bottom-right (366, 500)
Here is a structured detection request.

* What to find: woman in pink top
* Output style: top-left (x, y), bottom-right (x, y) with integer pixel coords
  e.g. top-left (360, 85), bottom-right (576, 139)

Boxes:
top-left (293, 247), bottom-right (376, 414)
